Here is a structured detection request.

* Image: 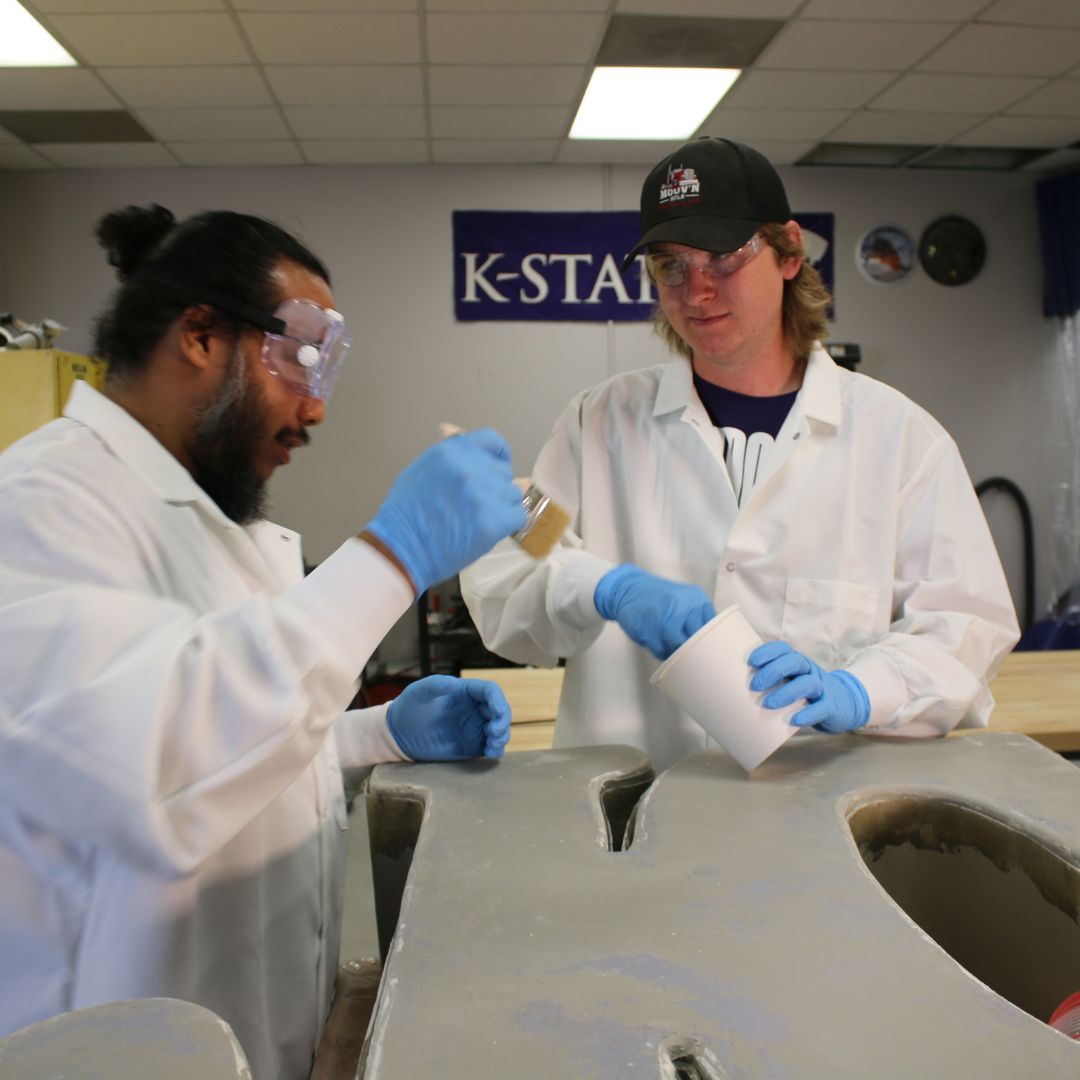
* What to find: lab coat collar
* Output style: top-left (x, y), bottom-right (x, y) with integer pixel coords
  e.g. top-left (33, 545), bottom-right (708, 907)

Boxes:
top-left (651, 345), bottom-right (843, 427)
top-left (797, 344), bottom-right (843, 428)
top-left (65, 380), bottom-right (236, 523)
top-left (652, 360), bottom-right (695, 418)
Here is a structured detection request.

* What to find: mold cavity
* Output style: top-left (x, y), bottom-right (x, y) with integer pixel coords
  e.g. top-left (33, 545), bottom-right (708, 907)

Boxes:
top-left (365, 791), bottom-right (424, 961)
top-left (850, 794), bottom-right (1080, 1025)
top-left (600, 767), bottom-right (654, 852)
top-left (658, 1037), bottom-right (729, 1079)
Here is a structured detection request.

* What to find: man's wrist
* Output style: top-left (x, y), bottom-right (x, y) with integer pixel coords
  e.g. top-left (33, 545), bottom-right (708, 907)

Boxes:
top-left (359, 529), bottom-right (417, 596)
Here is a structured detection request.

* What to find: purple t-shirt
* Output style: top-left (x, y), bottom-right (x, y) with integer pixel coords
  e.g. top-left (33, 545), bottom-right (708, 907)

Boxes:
top-left (693, 372), bottom-right (797, 507)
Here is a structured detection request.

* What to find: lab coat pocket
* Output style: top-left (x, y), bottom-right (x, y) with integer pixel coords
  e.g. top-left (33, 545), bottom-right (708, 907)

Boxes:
top-left (780, 578), bottom-right (880, 666)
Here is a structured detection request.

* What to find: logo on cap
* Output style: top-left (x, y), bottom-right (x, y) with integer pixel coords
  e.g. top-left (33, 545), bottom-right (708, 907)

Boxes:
top-left (658, 165), bottom-right (700, 209)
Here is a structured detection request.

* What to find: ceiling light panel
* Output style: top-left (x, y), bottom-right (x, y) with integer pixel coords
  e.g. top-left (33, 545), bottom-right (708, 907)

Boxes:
top-left (571, 66), bottom-right (740, 140)
top-left (0, 0), bottom-right (76, 66)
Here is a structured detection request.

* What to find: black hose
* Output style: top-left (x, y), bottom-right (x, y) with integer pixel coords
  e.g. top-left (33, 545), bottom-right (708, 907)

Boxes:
top-left (975, 476), bottom-right (1035, 631)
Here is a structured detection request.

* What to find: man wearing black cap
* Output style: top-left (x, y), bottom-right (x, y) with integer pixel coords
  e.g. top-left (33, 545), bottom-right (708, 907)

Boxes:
top-left (462, 137), bottom-right (1018, 772)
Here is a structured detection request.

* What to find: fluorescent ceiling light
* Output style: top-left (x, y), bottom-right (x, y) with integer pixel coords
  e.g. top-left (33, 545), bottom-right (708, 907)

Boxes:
top-left (0, 0), bottom-right (76, 66)
top-left (570, 66), bottom-right (740, 141)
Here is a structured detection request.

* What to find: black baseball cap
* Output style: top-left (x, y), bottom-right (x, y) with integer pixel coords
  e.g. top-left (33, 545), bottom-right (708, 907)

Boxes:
top-left (622, 137), bottom-right (791, 270)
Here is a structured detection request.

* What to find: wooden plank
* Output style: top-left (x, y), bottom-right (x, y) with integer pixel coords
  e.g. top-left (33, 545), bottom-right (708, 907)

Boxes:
top-left (969, 650), bottom-right (1080, 752)
top-left (467, 651), bottom-right (1080, 755)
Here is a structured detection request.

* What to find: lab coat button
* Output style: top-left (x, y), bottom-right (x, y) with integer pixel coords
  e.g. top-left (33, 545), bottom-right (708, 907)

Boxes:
top-left (726, 562), bottom-right (736, 572)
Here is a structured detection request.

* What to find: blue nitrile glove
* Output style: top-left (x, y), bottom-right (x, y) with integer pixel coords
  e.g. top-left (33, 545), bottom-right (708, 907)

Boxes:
top-left (366, 429), bottom-right (527, 594)
top-left (594, 564), bottom-right (716, 661)
top-left (748, 640), bottom-right (870, 734)
top-left (387, 675), bottom-right (512, 761)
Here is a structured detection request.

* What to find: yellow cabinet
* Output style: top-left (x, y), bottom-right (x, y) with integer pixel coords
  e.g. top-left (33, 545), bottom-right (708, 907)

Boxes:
top-left (0, 349), bottom-right (107, 452)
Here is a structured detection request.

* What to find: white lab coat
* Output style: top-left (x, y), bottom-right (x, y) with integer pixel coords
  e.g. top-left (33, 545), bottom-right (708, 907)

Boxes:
top-left (462, 346), bottom-right (1019, 772)
top-left (0, 382), bottom-right (415, 1079)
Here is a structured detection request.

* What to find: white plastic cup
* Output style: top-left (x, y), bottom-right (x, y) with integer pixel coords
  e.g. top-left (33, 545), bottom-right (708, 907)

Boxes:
top-left (649, 604), bottom-right (798, 773)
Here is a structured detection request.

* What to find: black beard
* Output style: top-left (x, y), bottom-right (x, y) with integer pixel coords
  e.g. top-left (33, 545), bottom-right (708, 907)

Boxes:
top-left (189, 347), bottom-right (270, 526)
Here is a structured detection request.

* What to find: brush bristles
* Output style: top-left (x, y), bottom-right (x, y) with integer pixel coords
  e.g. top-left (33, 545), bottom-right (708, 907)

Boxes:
top-left (516, 499), bottom-right (571, 559)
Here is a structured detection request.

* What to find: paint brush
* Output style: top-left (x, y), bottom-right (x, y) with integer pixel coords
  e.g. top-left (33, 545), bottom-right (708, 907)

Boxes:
top-left (438, 422), bottom-right (571, 559)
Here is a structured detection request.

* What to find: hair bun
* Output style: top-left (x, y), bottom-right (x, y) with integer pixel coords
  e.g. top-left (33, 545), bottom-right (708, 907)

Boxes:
top-left (95, 204), bottom-right (176, 281)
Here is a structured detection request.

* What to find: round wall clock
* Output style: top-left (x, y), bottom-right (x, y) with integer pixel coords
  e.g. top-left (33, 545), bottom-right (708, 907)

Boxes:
top-left (857, 226), bottom-right (916, 284)
top-left (918, 215), bottom-right (986, 286)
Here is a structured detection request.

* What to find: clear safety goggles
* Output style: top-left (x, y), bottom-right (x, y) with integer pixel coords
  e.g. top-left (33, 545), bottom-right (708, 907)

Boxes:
top-left (644, 232), bottom-right (763, 288)
top-left (254, 298), bottom-right (350, 401)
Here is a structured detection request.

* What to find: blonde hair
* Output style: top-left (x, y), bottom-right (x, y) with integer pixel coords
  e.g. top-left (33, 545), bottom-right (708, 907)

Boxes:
top-left (651, 221), bottom-right (832, 363)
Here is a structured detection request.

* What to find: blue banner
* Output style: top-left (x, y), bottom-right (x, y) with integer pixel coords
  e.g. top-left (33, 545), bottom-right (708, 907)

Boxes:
top-left (452, 209), bottom-right (834, 323)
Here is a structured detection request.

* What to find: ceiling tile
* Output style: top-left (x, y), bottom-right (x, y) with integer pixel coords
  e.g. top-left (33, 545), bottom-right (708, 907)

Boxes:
top-left (724, 70), bottom-right (893, 109)
top-left (1020, 147), bottom-right (1080, 172)
top-left (426, 14), bottom-right (604, 64)
top-left (301, 139), bottom-right (428, 164)
top-left (0, 144), bottom-right (52, 169)
top-left (827, 110), bottom-right (980, 143)
top-left (0, 69), bottom-right (120, 110)
top-left (597, 14), bottom-right (782, 68)
top-left (265, 66), bottom-right (423, 107)
top-left (432, 138), bottom-right (557, 162)
top-left (237, 0), bottom-right (415, 8)
top-left (34, 141), bottom-right (176, 167)
top-left (431, 106), bottom-right (569, 139)
top-left (740, 139), bottom-right (817, 165)
top-left (429, 0), bottom-right (605, 9)
top-left (169, 140), bottom-right (303, 166)
top-left (951, 114), bottom-right (1080, 147)
top-left (99, 67), bottom-right (272, 109)
top-left (239, 13), bottom-right (420, 64)
top-left (615, 0), bottom-right (802, 15)
top-left (1006, 79), bottom-right (1080, 117)
top-left (757, 19), bottom-right (956, 70)
top-left (869, 74), bottom-right (1045, 113)
top-left (981, 0), bottom-right (1080, 30)
top-left (0, 109), bottom-right (150, 143)
top-left (36, 0), bottom-right (224, 9)
top-left (557, 138), bottom-right (683, 164)
top-left (698, 107), bottom-right (850, 141)
top-left (801, 0), bottom-right (984, 19)
top-left (912, 144), bottom-right (1045, 169)
top-left (919, 25), bottom-right (1080, 77)
top-left (800, 141), bottom-right (930, 166)
top-left (428, 65), bottom-right (583, 107)
top-left (47, 14), bottom-right (250, 65)
top-left (137, 107), bottom-right (289, 141)
top-left (284, 105), bottom-right (425, 139)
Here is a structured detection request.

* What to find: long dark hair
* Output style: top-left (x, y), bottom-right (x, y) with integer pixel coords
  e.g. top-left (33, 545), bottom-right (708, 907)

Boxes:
top-left (93, 205), bottom-right (330, 380)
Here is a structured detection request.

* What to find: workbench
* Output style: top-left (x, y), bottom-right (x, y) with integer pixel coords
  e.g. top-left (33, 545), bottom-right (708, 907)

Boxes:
top-left (464, 649), bottom-right (1080, 754)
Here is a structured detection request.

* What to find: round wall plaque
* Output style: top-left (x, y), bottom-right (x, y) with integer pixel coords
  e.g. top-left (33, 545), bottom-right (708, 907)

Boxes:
top-left (857, 226), bottom-right (916, 284)
top-left (918, 215), bottom-right (986, 286)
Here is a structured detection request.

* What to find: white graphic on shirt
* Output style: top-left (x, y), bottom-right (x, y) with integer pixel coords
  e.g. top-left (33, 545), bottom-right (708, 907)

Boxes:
top-left (721, 427), bottom-right (775, 507)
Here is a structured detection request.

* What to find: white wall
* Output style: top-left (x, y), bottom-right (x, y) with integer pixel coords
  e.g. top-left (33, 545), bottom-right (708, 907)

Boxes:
top-left (0, 161), bottom-right (1056, 654)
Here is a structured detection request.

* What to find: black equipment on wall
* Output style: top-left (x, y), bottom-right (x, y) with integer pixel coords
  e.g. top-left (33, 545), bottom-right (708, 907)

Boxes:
top-left (975, 476), bottom-right (1034, 632)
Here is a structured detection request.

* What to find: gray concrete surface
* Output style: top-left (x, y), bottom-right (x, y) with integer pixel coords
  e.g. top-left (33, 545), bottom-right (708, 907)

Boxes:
top-left (358, 733), bottom-right (1080, 1078)
top-left (0, 998), bottom-right (251, 1079)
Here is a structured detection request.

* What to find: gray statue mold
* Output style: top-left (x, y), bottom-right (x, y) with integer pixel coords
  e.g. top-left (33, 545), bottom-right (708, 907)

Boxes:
top-left (360, 733), bottom-right (1080, 1078)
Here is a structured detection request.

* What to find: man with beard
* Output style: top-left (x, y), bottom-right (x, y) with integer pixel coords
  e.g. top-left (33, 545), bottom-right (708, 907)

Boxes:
top-left (0, 205), bottom-right (526, 1079)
